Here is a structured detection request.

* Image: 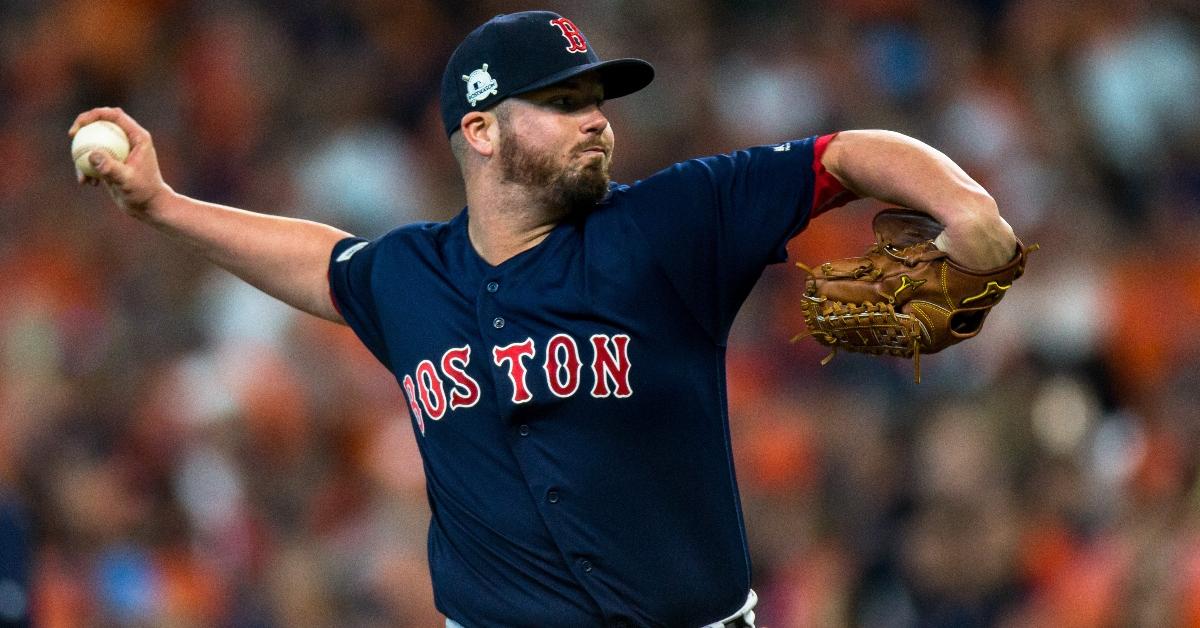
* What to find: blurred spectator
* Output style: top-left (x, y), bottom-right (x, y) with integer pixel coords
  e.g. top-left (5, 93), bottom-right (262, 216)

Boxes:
top-left (0, 496), bottom-right (30, 627)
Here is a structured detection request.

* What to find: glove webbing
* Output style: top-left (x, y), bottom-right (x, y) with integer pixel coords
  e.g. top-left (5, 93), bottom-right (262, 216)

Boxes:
top-left (793, 297), bottom-right (926, 382)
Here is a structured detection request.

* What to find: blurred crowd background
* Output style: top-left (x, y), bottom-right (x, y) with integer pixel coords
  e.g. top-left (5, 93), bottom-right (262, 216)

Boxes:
top-left (2, 0), bottom-right (1199, 626)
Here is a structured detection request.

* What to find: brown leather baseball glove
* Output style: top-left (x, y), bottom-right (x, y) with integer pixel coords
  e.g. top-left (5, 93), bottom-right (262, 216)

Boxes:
top-left (794, 208), bottom-right (1035, 382)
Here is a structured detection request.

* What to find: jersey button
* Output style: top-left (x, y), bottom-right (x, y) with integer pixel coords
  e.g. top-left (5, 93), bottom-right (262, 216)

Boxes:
top-left (579, 559), bottom-right (593, 573)
top-left (492, 317), bottom-right (505, 329)
top-left (547, 490), bottom-right (560, 503)
top-left (518, 424), bottom-right (530, 436)
top-left (486, 281), bottom-right (500, 293)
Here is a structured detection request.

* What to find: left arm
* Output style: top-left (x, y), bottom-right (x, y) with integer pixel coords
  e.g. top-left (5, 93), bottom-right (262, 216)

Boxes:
top-left (819, 130), bottom-right (1017, 270)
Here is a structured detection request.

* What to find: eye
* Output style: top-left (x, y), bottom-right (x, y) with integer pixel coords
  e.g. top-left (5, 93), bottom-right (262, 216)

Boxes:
top-left (544, 92), bottom-right (602, 112)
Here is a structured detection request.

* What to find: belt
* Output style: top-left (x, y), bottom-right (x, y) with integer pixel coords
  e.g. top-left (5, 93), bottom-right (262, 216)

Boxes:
top-left (702, 589), bottom-right (757, 628)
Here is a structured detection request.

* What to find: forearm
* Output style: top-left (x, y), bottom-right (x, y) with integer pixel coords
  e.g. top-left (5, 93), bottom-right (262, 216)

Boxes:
top-left (144, 188), bottom-right (350, 323)
top-left (821, 130), bottom-right (1017, 269)
top-left (71, 107), bottom-right (355, 324)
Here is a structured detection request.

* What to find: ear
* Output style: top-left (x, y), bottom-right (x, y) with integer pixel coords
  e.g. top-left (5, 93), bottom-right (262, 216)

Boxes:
top-left (461, 111), bottom-right (498, 158)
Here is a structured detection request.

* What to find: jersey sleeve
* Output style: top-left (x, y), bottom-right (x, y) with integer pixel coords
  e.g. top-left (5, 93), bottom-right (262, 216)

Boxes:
top-left (328, 236), bottom-right (392, 370)
top-left (621, 134), bottom-right (854, 343)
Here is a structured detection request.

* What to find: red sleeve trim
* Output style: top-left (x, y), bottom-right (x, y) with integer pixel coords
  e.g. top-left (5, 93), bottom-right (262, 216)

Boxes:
top-left (811, 132), bottom-right (858, 217)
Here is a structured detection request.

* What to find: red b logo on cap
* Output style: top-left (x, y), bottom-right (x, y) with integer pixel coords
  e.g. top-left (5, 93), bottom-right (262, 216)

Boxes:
top-left (549, 17), bottom-right (588, 53)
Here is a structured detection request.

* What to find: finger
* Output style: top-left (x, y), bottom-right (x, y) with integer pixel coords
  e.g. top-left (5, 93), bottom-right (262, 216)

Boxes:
top-left (75, 165), bottom-right (84, 185)
top-left (69, 107), bottom-right (150, 149)
top-left (70, 106), bottom-right (126, 136)
top-left (89, 151), bottom-right (134, 184)
top-left (69, 107), bottom-right (112, 136)
top-left (114, 111), bottom-right (152, 152)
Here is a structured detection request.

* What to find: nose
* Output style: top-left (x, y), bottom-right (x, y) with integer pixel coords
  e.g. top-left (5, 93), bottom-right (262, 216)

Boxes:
top-left (581, 106), bottom-right (608, 135)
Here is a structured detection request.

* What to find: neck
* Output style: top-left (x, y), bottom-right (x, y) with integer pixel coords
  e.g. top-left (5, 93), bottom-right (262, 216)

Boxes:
top-left (465, 181), bottom-right (568, 266)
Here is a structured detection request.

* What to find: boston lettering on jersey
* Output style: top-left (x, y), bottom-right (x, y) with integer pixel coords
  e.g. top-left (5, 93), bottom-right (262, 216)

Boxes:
top-left (400, 333), bottom-right (632, 434)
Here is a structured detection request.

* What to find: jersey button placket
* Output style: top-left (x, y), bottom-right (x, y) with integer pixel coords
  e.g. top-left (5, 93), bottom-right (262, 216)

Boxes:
top-left (481, 280), bottom-right (504, 333)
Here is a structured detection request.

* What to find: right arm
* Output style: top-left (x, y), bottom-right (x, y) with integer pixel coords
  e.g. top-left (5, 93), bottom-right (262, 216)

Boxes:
top-left (71, 107), bottom-right (350, 324)
top-left (819, 130), bottom-right (1017, 270)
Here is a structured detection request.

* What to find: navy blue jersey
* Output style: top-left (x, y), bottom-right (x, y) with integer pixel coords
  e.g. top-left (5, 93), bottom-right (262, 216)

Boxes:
top-left (329, 135), bottom-right (848, 627)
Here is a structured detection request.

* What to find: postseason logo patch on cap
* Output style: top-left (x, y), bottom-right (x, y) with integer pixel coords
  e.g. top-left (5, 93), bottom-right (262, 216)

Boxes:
top-left (463, 63), bottom-right (499, 106)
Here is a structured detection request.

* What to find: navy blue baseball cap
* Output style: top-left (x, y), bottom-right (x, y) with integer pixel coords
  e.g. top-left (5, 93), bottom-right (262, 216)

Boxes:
top-left (440, 11), bottom-right (655, 136)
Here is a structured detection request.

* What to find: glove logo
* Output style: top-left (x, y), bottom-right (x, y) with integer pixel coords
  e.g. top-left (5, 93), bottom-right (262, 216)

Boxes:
top-left (463, 63), bottom-right (499, 106)
top-left (892, 274), bottom-right (926, 301)
top-left (960, 281), bottom-right (1010, 305)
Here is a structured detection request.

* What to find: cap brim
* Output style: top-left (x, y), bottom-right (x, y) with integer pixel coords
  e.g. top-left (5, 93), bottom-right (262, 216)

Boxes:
top-left (509, 58), bottom-right (654, 102)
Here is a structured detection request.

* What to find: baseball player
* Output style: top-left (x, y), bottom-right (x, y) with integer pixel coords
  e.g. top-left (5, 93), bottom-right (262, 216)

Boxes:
top-left (71, 11), bottom-right (1017, 628)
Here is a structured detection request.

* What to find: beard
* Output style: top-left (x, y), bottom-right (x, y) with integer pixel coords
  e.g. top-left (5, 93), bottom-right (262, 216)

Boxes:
top-left (498, 127), bottom-right (611, 213)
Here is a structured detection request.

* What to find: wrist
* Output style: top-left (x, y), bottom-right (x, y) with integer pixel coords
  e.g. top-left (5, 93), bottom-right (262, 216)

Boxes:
top-left (935, 214), bottom-right (1017, 270)
top-left (138, 184), bottom-right (177, 225)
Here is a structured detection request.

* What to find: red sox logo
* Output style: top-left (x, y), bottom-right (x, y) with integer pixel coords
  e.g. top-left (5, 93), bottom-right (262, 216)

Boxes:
top-left (401, 332), bottom-right (632, 435)
top-left (549, 17), bottom-right (588, 53)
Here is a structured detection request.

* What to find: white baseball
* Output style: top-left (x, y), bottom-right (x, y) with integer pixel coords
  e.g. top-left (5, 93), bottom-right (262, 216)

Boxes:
top-left (71, 120), bottom-right (130, 178)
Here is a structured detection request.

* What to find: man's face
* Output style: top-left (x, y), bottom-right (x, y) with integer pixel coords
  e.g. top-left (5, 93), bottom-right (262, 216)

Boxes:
top-left (496, 75), bottom-right (614, 212)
